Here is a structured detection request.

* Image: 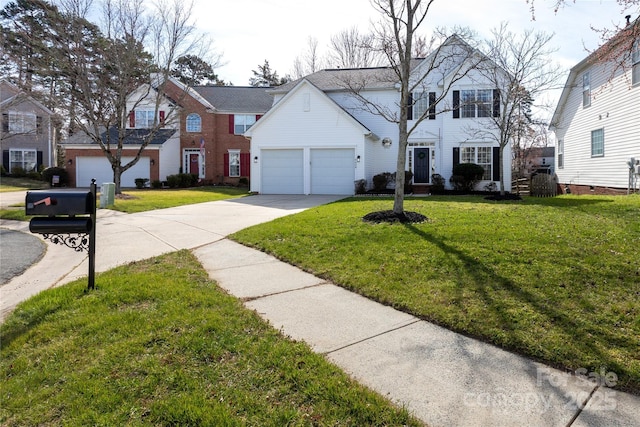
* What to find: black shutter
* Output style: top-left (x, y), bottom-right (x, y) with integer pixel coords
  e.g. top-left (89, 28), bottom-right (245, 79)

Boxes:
top-left (428, 92), bottom-right (436, 120)
top-left (2, 150), bottom-right (9, 171)
top-left (407, 92), bottom-right (413, 120)
top-left (453, 147), bottom-right (460, 169)
top-left (2, 114), bottom-right (8, 133)
top-left (492, 146), bottom-right (500, 181)
top-left (452, 90), bottom-right (460, 119)
top-left (37, 151), bottom-right (43, 169)
top-left (493, 89), bottom-right (500, 118)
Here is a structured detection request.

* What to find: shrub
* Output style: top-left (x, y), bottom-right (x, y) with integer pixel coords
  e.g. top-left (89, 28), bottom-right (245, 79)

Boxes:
top-left (166, 174), bottom-right (181, 188)
top-left (151, 180), bottom-right (162, 189)
top-left (431, 173), bottom-right (445, 194)
top-left (403, 170), bottom-right (413, 194)
top-left (10, 166), bottom-right (26, 177)
top-left (41, 167), bottom-right (69, 187)
top-left (450, 163), bottom-right (485, 192)
top-left (27, 171), bottom-right (42, 181)
top-left (238, 177), bottom-right (249, 187)
top-left (134, 178), bottom-right (149, 189)
top-left (0, 165), bottom-right (7, 176)
top-left (354, 179), bottom-right (367, 194)
top-left (372, 172), bottom-right (393, 192)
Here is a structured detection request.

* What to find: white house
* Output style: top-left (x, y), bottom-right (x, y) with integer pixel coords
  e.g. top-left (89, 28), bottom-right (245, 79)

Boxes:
top-left (245, 36), bottom-right (512, 195)
top-left (550, 23), bottom-right (640, 194)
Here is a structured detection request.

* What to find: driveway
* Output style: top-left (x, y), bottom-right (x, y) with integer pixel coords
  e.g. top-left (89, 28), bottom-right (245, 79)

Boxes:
top-left (0, 229), bottom-right (45, 285)
top-left (0, 194), bottom-right (344, 321)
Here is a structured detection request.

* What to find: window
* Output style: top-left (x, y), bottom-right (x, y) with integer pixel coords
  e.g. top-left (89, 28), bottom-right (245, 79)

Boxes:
top-left (186, 113), bottom-right (201, 132)
top-left (557, 139), bottom-right (564, 169)
top-left (591, 128), bottom-right (604, 157)
top-left (460, 146), bottom-right (492, 180)
top-left (9, 149), bottom-right (37, 172)
top-left (4, 112), bottom-right (37, 134)
top-left (135, 110), bottom-right (155, 128)
top-left (458, 89), bottom-right (493, 118)
top-left (582, 72), bottom-right (591, 107)
top-left (228, 150), bottom-right (240, 177)
top-left (233, 114), bottom-right (256, 134)
top-left (632, 39), bottom-right (640, 86)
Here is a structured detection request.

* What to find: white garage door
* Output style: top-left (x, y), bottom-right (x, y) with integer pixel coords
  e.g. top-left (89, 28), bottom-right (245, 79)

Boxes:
top-left (76, 157), bottom-right (149, 188)
top-left (311, 149), bottom-right (355, 195)
top-left (261, 149), bottom-right (304, 194)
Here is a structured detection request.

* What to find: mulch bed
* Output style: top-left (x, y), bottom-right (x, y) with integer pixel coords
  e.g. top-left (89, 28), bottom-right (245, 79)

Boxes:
top-left (362, 210), bottom-right (428, 224)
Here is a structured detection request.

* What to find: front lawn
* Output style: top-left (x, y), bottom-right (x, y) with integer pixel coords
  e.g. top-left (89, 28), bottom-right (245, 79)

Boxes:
top-left (0, 251), bottom-right (421, 426)
top-left (0, 186), bottom-right (249, 220)
top-left (0, 176), bottom-right (48, 192)
top-left (232, 195), bottom-right (640, 394)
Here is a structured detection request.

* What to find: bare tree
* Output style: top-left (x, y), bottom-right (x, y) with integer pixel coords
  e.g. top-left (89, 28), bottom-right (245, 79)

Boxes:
top-left (464, 23), bottom-right (563, 195)
top-left (292, 36), bottom-right (323, 79)
top-left (527, 0), bottom-right (639, 76)
top-left (327, 26), bottom-right (385, 69)
top-left (345, 0), bottom-right (482, 215)
top-left (66, 0), bottom-right (211, 193)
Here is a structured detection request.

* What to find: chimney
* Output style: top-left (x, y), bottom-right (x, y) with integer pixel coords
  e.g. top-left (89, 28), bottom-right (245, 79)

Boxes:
top-left (625, 15), bottom-right (631, 26)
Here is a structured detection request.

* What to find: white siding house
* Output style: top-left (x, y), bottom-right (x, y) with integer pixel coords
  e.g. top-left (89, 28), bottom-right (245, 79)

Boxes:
top-left (245, 37), bottom-right (512, 195)
top-left (550, 30), bottom-right (640, 194)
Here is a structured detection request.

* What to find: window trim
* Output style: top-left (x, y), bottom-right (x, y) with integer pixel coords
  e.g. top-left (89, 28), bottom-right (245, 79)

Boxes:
top-left (233, 114), bottom-right (256, 135)
top-left (459, 146), bottom-right (492, 180)
top-left (228, 149), bottom-right (241, 177)
top-left (135, 110), bottom-right (156, 128)
top-left (186, 113), bottom-right (202, 132)
top-left (9, 148), bottom-right (37, 173)
top-left (6, 111), bottom-right (37, 134)
top-left (557, 139), bottom-right (564, 169)
top-left (590, 128), bottom-right (604, 158)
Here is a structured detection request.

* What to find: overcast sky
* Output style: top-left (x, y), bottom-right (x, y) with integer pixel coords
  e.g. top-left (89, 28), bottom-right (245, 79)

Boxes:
top-left (193, 0), bottom-right (633, 88)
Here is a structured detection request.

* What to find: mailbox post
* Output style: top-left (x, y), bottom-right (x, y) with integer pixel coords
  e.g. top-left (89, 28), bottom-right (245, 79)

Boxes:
top-left (26, 180), bottom-right (97, 290)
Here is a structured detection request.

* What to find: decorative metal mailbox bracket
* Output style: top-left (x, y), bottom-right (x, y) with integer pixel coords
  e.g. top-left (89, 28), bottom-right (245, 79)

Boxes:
top-left (26, 180), bottom-right (97, 290)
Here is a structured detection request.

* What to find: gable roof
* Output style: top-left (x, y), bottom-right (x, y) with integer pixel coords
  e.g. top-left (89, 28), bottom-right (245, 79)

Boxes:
top-left (193, 86), bottom-right (273, 113)
top-left (244, 78), bottom-right (378, 140)
top-left (550, 17), bottom-right (639, 130)
top-left (0, 79), bottom-right (55, 115)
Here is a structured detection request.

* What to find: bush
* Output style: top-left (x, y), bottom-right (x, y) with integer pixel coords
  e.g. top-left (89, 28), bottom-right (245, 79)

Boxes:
top-left (431, 173), bottom-right (445, 194)
top-left (41, 167), bottom-right (69, 187)
top-left (354, 179), bottom-right (367, 194)
top-left (151, 180), bottom-right (162, 189)
top-left (450, 163), bottom-right (485, 193)
top-left (166, 173), bottom-right (198, 188)
top-left (0, 165), bottom-right (7, 176)
top-left (10, 166), bottom-right (26, 178)
top-left (372, 172), bottom-right (393, 192)
top-left (134, 178), bottom-right (149, 189)
top-left (402, 170), bottom-right (413, 194)
top-left (238, 177), bottom-right (249, 187)
top-left (27, 171), bottom-right (42, 181)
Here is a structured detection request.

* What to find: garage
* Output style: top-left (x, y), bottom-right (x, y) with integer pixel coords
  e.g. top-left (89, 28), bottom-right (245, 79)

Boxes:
top-left (76, 156), bottom-right (149, 188)
top-left (310, 148), bottom-right (355, 195)
top-left (261, 149), bottom-right (304, 194)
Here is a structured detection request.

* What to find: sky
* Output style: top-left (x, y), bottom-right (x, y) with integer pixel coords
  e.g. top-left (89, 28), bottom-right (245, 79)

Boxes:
top-left (193, 0), bottom-right (634, 88)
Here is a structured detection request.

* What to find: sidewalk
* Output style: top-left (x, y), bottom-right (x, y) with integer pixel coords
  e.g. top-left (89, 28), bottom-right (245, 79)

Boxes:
top-left (1, 193), bottom-right (639, 426)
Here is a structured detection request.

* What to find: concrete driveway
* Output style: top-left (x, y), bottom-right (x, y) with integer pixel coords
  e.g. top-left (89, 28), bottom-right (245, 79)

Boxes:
top-left (0, 194), bottom-right (344, 321)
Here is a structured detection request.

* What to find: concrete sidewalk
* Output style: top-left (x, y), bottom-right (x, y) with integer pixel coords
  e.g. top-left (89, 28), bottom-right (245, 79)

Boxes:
top-left (2, 193), bottom-right (639, 426)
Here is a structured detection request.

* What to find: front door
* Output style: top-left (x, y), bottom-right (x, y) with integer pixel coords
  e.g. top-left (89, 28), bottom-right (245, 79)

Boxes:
top-left (189, 153), bottom-right (199, 175)
top-left (414, 148), bottom-right (430, 184)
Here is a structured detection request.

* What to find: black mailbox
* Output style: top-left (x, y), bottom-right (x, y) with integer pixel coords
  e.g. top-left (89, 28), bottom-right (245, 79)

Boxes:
top-left (26, 190), bottom-right (94, 216)
top-left (29, 217), bottom-right (93, 234)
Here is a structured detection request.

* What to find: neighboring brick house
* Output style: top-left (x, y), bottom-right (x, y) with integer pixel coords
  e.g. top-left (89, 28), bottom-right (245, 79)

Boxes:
top-left (1, 79), bottom-right (55, 174)
top-left (61, 78), bottom-right (273, 188)
top-left (172, 83), bottom-right (272, 185)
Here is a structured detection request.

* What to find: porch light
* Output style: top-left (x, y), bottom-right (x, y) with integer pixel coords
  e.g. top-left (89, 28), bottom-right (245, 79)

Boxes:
top-left (67, 159), bottom-right (73, 165)
top-left (150, 159), bottom-right (155, 166)
top-left (382, 137), bottom-right (392, 147)
top-left (254, 156), bottom-right (258, 163)
top-left (356, 155), bottom-right (361, 163)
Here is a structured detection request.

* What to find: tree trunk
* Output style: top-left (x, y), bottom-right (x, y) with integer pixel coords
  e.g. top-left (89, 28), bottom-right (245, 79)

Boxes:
top-left (499, 144), bottom-right (505, 196)
top-left (113, 163), bottom-right (122, 195)
top-left (393, 131), bottom-right (408, 214)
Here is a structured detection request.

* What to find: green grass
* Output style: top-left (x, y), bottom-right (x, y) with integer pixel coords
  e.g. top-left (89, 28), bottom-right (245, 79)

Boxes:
top-left (0, 176), bottom-right (49, 192)
top-left (0, 186), bottom-right (249, 220)
top-left (0, 251), bottom-right (421, 426)
top-left (231, 195), bottom-right (640, 394)
top-left (107, 187), bottom-right (249, 213)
